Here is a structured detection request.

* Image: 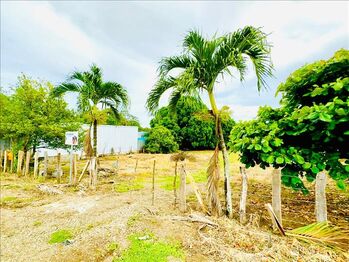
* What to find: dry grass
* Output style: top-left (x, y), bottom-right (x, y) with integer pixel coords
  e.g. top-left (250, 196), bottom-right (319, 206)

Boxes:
top-left (0, 151), bottom-right (348, 261)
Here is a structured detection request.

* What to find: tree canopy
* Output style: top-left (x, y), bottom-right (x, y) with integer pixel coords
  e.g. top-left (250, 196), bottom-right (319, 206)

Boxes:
top-left (0, 75), bottom-right (81, 152)
top-left (149, 97), bottom-right (235, 150)
top-left (229, 49), bottom-right (349, 193)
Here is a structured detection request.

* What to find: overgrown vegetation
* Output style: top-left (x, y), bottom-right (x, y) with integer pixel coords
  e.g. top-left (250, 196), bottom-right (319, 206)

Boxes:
top-left (230, 49), bottom-right (349, 193)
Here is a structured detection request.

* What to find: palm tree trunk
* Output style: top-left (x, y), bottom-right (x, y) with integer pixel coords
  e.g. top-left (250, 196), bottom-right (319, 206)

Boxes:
top-left (208, 91), bottom-right (233, 218)
top-left (93, 119), bottom-right (98, 157)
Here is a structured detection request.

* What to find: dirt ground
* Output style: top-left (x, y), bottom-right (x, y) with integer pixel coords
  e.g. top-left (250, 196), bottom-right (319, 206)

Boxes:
top-left (0, 151), bottom-right (348, 261)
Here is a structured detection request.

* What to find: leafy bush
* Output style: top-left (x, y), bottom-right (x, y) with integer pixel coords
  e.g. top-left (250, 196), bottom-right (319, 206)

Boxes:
top-left (144, 126), bottom-right (179, 153)
top-left (229, 49), bottom-right (349, 193)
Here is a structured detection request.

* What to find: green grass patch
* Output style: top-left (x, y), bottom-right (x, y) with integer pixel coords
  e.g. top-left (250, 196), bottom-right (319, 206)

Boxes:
top-left (114, 180), bottom-right (144, 193)
top-left (33, 220), bottom-right (43, 227)
top-left (114, 233), bottom-right (184, 262)
top-left (48, 229), bottom-right (73, 244)
top-left (159, 170), bottom-right (207, 191)
top-left (0, 196), bottom-right (35, 208)
top-left (191, 170), bottom-right (207, 183)
top-left (107, 242), bottom-right (119, 253)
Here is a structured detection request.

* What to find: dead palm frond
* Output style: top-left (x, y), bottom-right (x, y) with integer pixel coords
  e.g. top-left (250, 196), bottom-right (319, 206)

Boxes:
top-left (84, 127), bottom-right (93, 158)
top-left (265, 204), bottom-right (349, 253)
top-left (207, 145), bottom-right (221, 216)
top-left (286, 222), bottom-right (349, 253)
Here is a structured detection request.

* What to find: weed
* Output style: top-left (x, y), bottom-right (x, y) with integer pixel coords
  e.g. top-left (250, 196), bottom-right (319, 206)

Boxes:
top-left (114, 233), bottom-right (184, 262)
top-left (48, 229), bottom-right (73, 244)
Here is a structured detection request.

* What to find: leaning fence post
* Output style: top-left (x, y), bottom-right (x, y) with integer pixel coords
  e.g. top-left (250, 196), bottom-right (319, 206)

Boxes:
top-left (239, 166), bottom-right (248, 224)
top-left (134, 159), bottom-right (138, 173)
top-left (33, 152), bottom-right (39, 178)
top-left (272, 169), bottom-right (282, 228)
top-left (17, 150), bottom-right (24, 176)
top-left (3, 150), bottom-right (7, 173)
top-left (315, 172), bottom-right (327, 222)
top-left (179, 160), bottom-right (186, 212)
top-left (24, 151), bottom-right (31, 176)
top-left (152, 160), bottom-right (156, 206)
top-left (43, 151), bottom-right (48, 177)
top-left (73, 153), bottom-right (78, 185)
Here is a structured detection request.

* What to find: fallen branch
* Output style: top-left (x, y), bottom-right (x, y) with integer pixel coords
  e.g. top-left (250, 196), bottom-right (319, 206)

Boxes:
top-left (165, 214), bottom-right (218, 227)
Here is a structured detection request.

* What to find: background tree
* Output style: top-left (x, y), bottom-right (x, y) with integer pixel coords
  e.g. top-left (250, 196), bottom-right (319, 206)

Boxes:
top-left (0, 75), bottom-right (80, 153)
top-left (149, 97), bottom-right (235, 150)
top-left (229, 49), bottom-right (349, 193)
top-left (144, 126), bottom-right (179, 153)
top-left (52, 64), bottom-right (129, 157)
top-left (146, 27), bottom-right (273, 217)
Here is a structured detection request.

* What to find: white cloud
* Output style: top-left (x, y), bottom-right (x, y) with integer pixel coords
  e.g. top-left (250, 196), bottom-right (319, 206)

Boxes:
top-left (1, 1), bottom-right (348, 127)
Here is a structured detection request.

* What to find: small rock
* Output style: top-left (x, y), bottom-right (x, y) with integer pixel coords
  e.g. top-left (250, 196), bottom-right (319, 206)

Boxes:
top-left (62, 239), bottom-right (73, 246)
top-left (138, 235), bottom-right (150, 241)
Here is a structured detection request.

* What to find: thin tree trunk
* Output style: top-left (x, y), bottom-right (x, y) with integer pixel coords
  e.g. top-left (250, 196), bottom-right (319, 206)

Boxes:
top-left (272, 169), bottom-right (282, 229)
top-left (217, 120), bottom-right (233, 218)
top-left (93, 119), bottom-right (98, 157)
top-left (208, 91), bottom-right (232, 218)
top-left (315, 172), bottom-right (327, 222)
top-left (173, 161), bottom-right (178, 206)
top-left (239, 166), bottom-right (248, 224)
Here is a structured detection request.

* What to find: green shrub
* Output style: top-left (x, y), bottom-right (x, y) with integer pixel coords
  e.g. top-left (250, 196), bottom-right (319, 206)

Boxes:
top-left (144, 126), bottom-right (179, 153)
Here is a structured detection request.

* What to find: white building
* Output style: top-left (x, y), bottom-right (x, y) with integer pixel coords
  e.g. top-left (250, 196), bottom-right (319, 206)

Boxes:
top-left (36, 125), bottom-right (139, 157)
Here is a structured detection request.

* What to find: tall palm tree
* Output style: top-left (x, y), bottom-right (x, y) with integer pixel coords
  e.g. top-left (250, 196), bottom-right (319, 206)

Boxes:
top-left (52, 64), bottom-right (129, 157)
top-left (146, 26), bottom-right (273, 217)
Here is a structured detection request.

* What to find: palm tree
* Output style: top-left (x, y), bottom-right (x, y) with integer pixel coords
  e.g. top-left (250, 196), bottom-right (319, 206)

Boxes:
top-left (146, 26), bottom-right (273, 217)
top-left (52, 64), bottom-right (129, 157)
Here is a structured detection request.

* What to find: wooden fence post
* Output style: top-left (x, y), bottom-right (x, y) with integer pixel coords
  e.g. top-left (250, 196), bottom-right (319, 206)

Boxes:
top-left (10, 152), bottom-right (14, 173)
top-left (56, 153), bottom-right (61, 183)
top-left (17, 150), bottom-right (24, 176)
top-left (272, 169), bottom-right (282, 228)
top-left (152, 160), bottom-right (156, 205)
top-left (33, 152), bottom-right (39, 178)
top-left (3, 150), bottom-right (8, 173)
top-left (73, 153), bottom-right (78, 185)
top-left (134, 159), bottom-right (138, 173)
top-left (315, 172), bottom-right (327, 222)
top-left (239, 166), bottom-right (248, 224)
top-left (43, 151), bottom-right (48, 177)
top-left (0, 150), bottom-right (3, 171)
top-left (179, 161), bottom-right (186, 212)
top-left (90, 157), bottom-right (97, 189)
top-left (24, 151), bottom-right (31, 176)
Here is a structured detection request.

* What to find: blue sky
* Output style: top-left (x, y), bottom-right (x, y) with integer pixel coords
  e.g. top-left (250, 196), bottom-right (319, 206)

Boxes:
top-left (1, 1), bottom-right (348, 127)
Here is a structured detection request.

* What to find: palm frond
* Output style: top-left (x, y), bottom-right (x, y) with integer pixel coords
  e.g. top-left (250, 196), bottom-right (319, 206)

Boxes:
top-left (286, 222), bottom-right (349, 252)
top-left (51, 82), bottom-right (81, 97)
top-left (206, 145), bottom-right (221, 216)
top-left (83, 127), bottom-right (93, 157)
top-left (159, 55), bottom-right (193, 77)
top-left (146, 76), bottom-right (176, 114)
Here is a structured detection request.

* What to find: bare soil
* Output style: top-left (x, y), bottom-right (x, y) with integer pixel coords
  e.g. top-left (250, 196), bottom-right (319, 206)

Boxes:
top-left (0, 151), bottom-right (348, 261)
